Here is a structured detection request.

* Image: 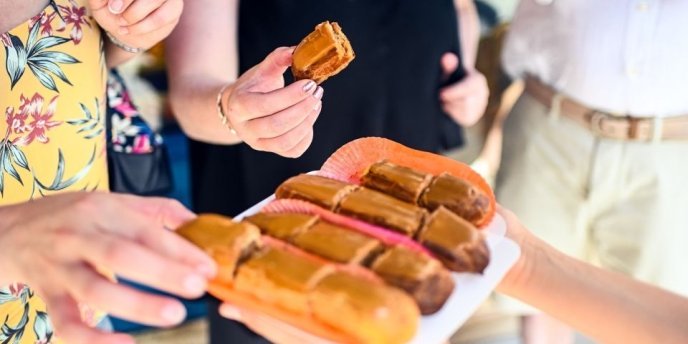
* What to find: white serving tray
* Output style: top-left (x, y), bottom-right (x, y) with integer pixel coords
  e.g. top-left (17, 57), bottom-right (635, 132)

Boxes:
top-left (235, 195), bottom-right (520, 344)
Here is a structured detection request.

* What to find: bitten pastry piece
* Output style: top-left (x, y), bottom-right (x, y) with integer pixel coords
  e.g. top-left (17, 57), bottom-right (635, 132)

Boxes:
top-left (361, 161), bottom-right (433, 203)
top-left (276, 174), bottom-right (357, 210)
top-left (292, 21), bottom-right (355, 84)
top-left (370, 245), bottom-right (455, 315)
top-left (234, 244), bottom-right (334, 315)
top-left (310, 270), bottom-right (419, 344)
top-left (416, 207), bottom-right (489, 273)
top-left (338, 188), bottom-right (427, 236)
top-left (292, 221), bottom-right (383, 264)
top-left (419, 172), bottom-right (491, 226)
top-left (244, 213), bottom-right (318, 241)
top-left (176, 215), bottom-right (261, 284)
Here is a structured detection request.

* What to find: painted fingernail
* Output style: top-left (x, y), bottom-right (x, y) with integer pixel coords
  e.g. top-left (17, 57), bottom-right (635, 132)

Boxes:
top-left (183, 274), bottom-right (206, 294)
top-left (161, 302), bottom-right (186, 324)
top-left (302, 80), bottom-right (316, 93)
top-left (109, 0), bottom-right (124, 13)
top-left (118, 27), bottom-right (129, 35)
top-left (313, 86), bottom-right (324, 100)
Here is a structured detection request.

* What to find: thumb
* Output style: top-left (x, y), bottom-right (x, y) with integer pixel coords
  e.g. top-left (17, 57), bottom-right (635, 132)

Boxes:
top-left (441, 52), bottom-right (460, 77)
top-left (256, 47), bottom-right (296, 78)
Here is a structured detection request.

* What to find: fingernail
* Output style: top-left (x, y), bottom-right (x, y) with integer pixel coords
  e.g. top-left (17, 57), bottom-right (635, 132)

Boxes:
top-left (313, 86), bottom-right (324, 100)
top-left (118, 27), bottom-right (129, 35)
top-left (183, 274), bottom-right (206, 294)
top-left (161, 303), bottom-right (186, 324)
top-left (302, 80), bottom-right (316, 93)
top-left (197, 263), bottom-right (217, 278)
top-left (109, 0), bottom-right (124, 13)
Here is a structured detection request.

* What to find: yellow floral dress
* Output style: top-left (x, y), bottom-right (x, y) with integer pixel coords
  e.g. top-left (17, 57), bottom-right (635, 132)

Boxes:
top-left (1, 0), bottom-right (108, 342)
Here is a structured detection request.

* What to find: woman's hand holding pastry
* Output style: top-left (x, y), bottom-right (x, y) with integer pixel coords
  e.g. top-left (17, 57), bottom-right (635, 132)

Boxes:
top-left (220, 47), bottom-right (324, 158)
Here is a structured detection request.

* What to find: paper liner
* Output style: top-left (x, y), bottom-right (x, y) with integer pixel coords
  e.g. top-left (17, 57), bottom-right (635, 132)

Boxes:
top-left (262, 199), bottom-right (433, 257)
top-left (319, 137), bottom-right (495, 228)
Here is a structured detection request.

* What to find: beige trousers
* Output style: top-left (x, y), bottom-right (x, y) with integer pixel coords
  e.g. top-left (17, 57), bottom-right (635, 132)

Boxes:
top-left (497, 93), bottom-right (688, 302)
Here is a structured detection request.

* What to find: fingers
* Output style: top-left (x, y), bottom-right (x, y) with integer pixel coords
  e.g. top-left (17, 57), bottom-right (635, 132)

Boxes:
top-left (121, 0), bottom-right (182, 36)
top-left (440, 70), bottom-right (488, 101)
top-left (281, 121), bottom-right (315, 158)
top-left (239, 80), bottom-right (319, 121)
top-left (219, 304), bottom-right (335, 344)
top-left (117, 195), bottom-right (196, 229)
top-left (441, 52), bottom-right (460, 77)
top-left (119, 0), bottom-right (166, 24)
top-left (242, 86), bottom-right (322, 137)
top-left (42, 290), bottom-right (135, 344)
top-left (107, 0), bottom-right (135, 14)
top-left (61, 263), bottom-right (188, 327)
top-left (252, 101), bottom-right (321, 156)
top-left (70, 232), bottom-right (208, 299)
top-left (255, 47), bottom-right (296, 78)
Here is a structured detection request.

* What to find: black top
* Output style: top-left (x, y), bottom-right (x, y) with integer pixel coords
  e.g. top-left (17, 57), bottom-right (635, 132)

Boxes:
top-left (195, 2), bottom-right (466, 340)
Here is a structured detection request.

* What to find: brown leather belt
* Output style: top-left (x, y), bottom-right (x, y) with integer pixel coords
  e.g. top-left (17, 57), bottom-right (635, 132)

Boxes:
top-left (524, 76), bottom-right (688, 141)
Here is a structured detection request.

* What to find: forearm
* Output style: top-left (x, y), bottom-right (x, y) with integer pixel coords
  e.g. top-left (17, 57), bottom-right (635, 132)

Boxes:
top-left (104, 38), bottom-right (138, 68)
top-left (504, 236), bottom-right (688, 343)
top-left (0, 204), bottom-right (21, 286)
top-left (455, 0), bottom-right (480, 69)
top-left (165, 0), bottom-right (240, 144)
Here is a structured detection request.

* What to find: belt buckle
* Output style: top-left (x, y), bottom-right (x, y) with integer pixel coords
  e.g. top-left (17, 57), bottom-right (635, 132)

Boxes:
top-left (588, 111), bottom-right (608, 137)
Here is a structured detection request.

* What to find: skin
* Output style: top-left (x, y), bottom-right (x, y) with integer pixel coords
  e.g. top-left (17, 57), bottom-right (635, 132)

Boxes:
top-left (1, 2), bottom-right (204, 343)
top-left (440, 0), bottom-right (490, 128)
top-left (165, 0), bottom-right (487, 157)
top-left (165, 0), bottom-right (323, 157)
top-left (221, 206), bottom-right (688, 344)
top-left (0, 0), bottom-right (183, 68)
top-left (0, 193), bottom-right (217, 344)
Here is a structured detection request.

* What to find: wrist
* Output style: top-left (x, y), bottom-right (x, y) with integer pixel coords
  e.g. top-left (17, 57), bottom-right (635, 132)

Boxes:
top-left (104, 31), bottom-right (144, 54)
top-left (217, 83), bottom-right (238, 136)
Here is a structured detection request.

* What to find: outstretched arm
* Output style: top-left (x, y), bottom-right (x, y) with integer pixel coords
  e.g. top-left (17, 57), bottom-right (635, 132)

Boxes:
top-left (498, 207), bottom-right (688, 344)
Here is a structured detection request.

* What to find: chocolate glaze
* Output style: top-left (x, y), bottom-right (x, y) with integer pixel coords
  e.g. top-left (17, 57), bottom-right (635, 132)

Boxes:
top-left (417, 207), bottom-right (489, 273)
top-left (361, 161), bottom-right (433, 203)
top-left (276, 174), bottom-right (357, 210)
top-left (245, 213), bottom-right (319, 241)
top-left (338, 188), bottom-right (427, 236)
top-left (293, 221), bottom-right (382, 264)
top-left (370, 245), bottom-right (454, 314)
top-left (419, 172), bottom-right (490, 226)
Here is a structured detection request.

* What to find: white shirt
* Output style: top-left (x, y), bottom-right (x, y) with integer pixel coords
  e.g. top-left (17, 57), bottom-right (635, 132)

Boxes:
top-left (502, 0), bottom-right (688, 117)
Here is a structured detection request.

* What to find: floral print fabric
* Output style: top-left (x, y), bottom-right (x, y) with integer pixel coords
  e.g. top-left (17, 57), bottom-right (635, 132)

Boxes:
top-left (1, 0), bottom-right (109, 342)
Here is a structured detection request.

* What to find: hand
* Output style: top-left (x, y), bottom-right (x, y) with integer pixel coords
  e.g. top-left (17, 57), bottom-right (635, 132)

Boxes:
top-left (495, 205), bottom-right (537, 295)
top-left (439, 52), bottom-right (489, 127)
top-left (222, 47), bottom-right (324, 158)
top-left (0, 192), bottom-right (217, 344)
top-left (89, 0), bottom-right (183, 50)
top-left (219, 304), bottom-right (335, 344)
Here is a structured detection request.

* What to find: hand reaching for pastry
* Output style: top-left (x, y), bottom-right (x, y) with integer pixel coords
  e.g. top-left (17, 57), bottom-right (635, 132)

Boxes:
top-left (439, 52), bottom-right (489, 127)
top-left (0, 193), bottom-right (216, 344)
top-left (89, 0), bottom-right (183, 50)
top-left (220, 47), bottom-right (324, 158)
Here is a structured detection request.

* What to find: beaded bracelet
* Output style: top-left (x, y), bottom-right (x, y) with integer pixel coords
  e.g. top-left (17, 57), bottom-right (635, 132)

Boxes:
top-left (105, 31), bottom-right (143, 54)
top-left (216, 83), bottom-right (238, 135)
